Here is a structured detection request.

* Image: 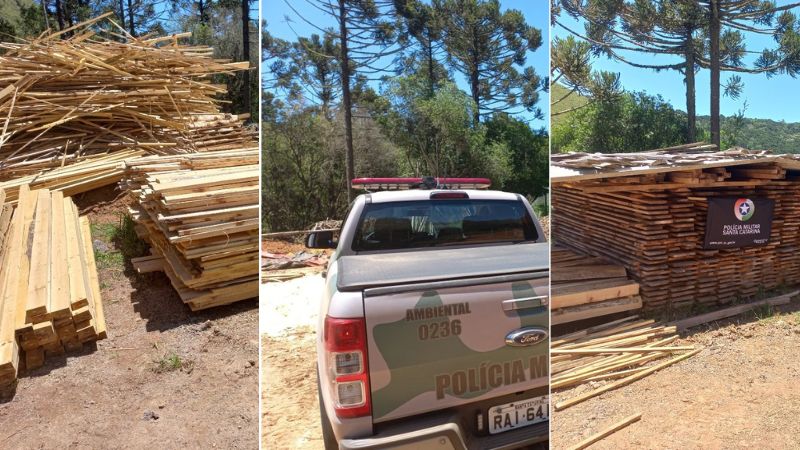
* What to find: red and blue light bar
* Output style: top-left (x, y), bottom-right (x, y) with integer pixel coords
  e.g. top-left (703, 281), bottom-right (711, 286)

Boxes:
top-left (351, 177), bottom-right (491, 191)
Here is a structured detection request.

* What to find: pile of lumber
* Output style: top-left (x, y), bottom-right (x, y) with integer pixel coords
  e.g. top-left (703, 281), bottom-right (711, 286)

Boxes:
top-left (262, 252), bottom-right (329, 283)
top-left (123, 149), bottom-right (258, 310)
top-left (0, 150), bottom-right (145, 205)
top-left (552, 159), bottom-right (800, 311)
top-left (552, 246), bottom-right (641, 324)
top-left (0, 12), bottom-right (255, 180)
top-left (0, 186), bottom-right (106, 386)
top-left (551, 316), bottom-right (700, 411)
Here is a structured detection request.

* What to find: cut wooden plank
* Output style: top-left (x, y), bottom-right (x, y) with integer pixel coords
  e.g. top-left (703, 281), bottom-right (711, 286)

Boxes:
top-left (567, 413), bottom-right (642, 450)
top-left (670, 291), bottom-right (798, 331)
top-left (26, 190), bottom-right (52, 323)
top-left (49, 191), bottom-right (71, 321)
top-left (552, 346), bottom-right (694, 355)
top-left (554, 349), bottom-right (702, 411)
top-left (552, 264), bottom-right (628, 282)
top-left (553, 281), bottom-right (640, 309)
top-left (552, 296), bottom-right (643, 326)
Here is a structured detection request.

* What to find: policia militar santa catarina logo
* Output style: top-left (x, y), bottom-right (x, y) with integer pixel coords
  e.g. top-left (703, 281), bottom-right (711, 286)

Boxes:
top-left (734, 198), bottom-right (755, 221)
top-left (704, 197), bottom-right (774, 249)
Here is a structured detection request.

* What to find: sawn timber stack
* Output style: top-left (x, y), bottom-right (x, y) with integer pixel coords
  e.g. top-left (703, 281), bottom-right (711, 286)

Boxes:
top-left (123, 149), bottom-right (258, 311)
top-left (0, 13), bottom-right (255, 181)
top-left (551, 247), bottom-right (641, 325)
top-left (0, 186), bottom-right (106, 386)
top-left (552, 147), bottom-right (800, 312)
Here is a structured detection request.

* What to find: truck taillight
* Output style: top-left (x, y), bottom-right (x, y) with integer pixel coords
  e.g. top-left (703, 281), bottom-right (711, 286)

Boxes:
top-left (324, 316), bottom-right (371, 418)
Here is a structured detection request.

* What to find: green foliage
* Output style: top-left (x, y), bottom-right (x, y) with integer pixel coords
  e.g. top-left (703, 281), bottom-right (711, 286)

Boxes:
top-left (553, 90), bottom-right (687, 153)
top-left (153, 352), bottom-right (193, 373)
top-left (550, 83), bottom-right (588, 128)
top-left (438, 0), bottom-right (544, 122)
top-left (114, 214), bottom-right (149, 259)
top-left (696, 115), bottom-right (800, 153)
top-left (484, 113), bottom-right (548, 198)
top-left (550, 35), bottom-right (621, 117)
top-left (262, 104), bottom-right (401, 232)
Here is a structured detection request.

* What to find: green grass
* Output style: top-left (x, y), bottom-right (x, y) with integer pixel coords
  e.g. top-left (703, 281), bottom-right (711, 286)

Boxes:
top-left (753, 303), bottom-right (776, 322)
top-left (95, 250), bottom-right (124, 270)
top-left (551, 83), bottom-right (590, 127)
top-left (90, 214), bottom-right (149, 271)
top-left (115, 214), bottom-right (148, 258)
top-left (153, 352), bottom-right (193, 373)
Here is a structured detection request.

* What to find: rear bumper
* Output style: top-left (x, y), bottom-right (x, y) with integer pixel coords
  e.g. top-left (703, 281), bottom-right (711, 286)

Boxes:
top-left (339, 415), bottom-right (548, 450)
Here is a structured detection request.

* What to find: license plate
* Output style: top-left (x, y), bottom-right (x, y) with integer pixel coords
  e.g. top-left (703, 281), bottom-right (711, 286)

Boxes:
top-left (488, 395), bottom-right (549, 435)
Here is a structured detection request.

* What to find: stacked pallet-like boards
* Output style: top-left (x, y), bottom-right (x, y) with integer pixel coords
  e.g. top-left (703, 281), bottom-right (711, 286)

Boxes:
top-left (551, 316), bottom-right (700, 411)
top-left (0, 186), bottom-right (105, 386)
top-left (0, 13), bottom-right (254, 184)
top-left (0, 150), bottom-right (145, 206)
top-left (551, 246), bottom-right (641, 325)
top-left (122, 149), bottom-right (259, 311)
top-left (552, 153), bottom-right (800, 312)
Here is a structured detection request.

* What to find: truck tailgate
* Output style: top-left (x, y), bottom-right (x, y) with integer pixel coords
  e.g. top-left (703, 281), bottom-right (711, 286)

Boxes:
top-left (364, 272), bottom-right (549, 424)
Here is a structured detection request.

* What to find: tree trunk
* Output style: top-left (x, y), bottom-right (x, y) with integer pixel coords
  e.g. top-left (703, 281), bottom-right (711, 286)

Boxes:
top-left (710, 0), bottom-right (721, 148)
top-left (338, 0), bottom-right (355, 202)
top-left (41, 0), bottom-right (50, 29)
top-left (118, 0), bottom-right (125, 29)
top-left (199, 0), bottom-right (207, 24)
top-left (241, 0), bottom-right (251, 119)
top-left (685, 29), bottom-right (696, 143)
top-left (54, 0), bottom-right (65, 32)
top-left (426, 33), bottom-right (435, 97)
top-left (126, 0), bottom-right (135, 36)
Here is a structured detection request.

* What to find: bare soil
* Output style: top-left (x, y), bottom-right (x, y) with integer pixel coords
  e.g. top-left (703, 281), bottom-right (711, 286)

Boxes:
top-left (261, 274), bottom-right (324, 449)
top-left (262, 328), bottom-right (321, 450)
top-left (552, 302), bottom-right (800, 450)
top-left (0, 186), bottom-right (259, 449)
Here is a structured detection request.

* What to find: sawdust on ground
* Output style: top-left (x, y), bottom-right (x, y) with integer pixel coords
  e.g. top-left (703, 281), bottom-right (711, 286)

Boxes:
top-left (261, 273), bottom-right (324, 449)
top-left (551, 302), bottom-right (800, 450)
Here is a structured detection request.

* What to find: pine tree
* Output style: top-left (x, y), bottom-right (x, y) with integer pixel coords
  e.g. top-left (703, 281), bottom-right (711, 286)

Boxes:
top-left (279, 0), bottom-right (404, 201)
top-left (438, 0), bottom-right (544, 124)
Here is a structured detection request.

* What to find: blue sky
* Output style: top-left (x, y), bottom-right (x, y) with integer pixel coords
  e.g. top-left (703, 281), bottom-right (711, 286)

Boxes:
top-left (262, 0), bottom-right (550, 129)
top-left (553, 0), bottom-right (800, 123)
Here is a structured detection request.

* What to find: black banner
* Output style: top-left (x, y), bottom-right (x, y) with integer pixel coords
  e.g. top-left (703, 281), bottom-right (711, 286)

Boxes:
top-left (703, 197), bottom-right (774, 249)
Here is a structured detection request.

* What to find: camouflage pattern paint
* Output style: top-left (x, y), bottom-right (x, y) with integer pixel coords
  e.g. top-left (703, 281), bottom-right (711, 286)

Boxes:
top-left (365, 276), bottom-right (549, 422)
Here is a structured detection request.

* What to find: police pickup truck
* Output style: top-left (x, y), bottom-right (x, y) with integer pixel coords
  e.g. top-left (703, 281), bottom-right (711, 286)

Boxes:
top-left (306, 177), bottom-right (549, 449)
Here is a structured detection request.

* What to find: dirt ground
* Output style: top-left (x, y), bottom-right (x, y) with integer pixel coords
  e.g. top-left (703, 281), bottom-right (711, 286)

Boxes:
top-left (0, 186), bottom-right (259, 449)
top-left (552, 302), bottom-right (800, 450)
top-left (261, 275), bottom-right (324, 449)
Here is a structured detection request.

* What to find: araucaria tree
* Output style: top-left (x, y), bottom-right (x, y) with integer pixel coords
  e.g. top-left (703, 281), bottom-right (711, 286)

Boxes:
top-left (556, 0), bottom-right (800, 147)
top-left (284, 0), bottom-right (404, 201)
top-left (438, 0), bottom-right (545, 124)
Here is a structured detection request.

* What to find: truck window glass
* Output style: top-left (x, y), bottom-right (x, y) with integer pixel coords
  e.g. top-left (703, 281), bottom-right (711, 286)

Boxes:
top-left (351, 200), bottom-right (537, 251)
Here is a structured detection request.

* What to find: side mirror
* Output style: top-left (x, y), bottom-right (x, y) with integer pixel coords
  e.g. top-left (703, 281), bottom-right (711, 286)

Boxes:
top-left (306, 230), bottom-right (337, 249)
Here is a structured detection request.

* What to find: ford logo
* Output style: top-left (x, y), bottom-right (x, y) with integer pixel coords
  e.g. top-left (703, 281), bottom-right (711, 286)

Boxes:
top-left (505, 327), bottom-right (548, 347)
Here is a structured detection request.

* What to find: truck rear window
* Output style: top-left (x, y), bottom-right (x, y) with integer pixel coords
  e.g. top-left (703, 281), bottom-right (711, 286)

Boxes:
top-left (352, 199), bottom-right (538, 251)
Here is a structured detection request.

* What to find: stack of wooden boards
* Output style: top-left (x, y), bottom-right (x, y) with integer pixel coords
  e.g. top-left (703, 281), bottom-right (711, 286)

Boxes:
top-left (553, 154), bottom-right (800, 312)
top-left (551, 316), bottom-right (700, 411)
top-left (0, 150), bottom-right (145, 205)
top-left (0, 12), bottom-right (255, 181)
top-left (552, 246), bottom-right (641, 324)
top-left (0, 186), bottom-right (106, 386)
top-left (123, 149), bottom-right (258, 310)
